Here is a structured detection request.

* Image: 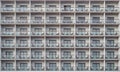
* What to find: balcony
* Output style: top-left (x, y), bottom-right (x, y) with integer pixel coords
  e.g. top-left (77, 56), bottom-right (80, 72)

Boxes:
top-left (16, 8), bottom-right (30, 12)
top-left (91, 44), bottom-right (103, 47)
top-left (61, 66), bottom-right (73, 71)
top-left (91, 55), bottom-right (103, 59)
top-left (2, 54), bottom-right (14, 59)
top-left (31, 44), bottom-right (44, 48)
top-left (16, 55), bottom-right (29, 59)
top-left (46, 7), bottom-right (59, 12)
top-left (32, 66), bottom-right (44, 71)
top-left (46, 44), bottom-right (59, 47)
top-left (16, 32), bottom-right (30, 36)
top-left (105, 20), bottom-right (119, 24)
top-left (61, 55), bottom-right (72, 59)
top-left (2, 32), bottom-right (14, 35)
top-left (1, 8), bottom-right (14, 12)
top-left (2, 44), bottom-right (15, 48)
top-left (61, 7), bottom-right (74, 11)
top-left (76, 66), bottom-right (88, 71)
top-left (91, 20), bottom-right (104, 24)
top-left (31, 32), bottom-right (44, 36)
top-left (105, 55), bottom-right (118, 59)
top-left (61, 32), bottom-right (73, 35)
top-left (17, 66), bottom-right (29, 71)
top-left (105, 7), bottom-right (119, 12)
top-left (1, 20), bottom-right (14, 24)
top-left (91, 32), bottom-right (103, 35)
top-left (31, 8), bottom-right (44, 12)
top-left (46, 20), bottom-right (58, 24)
top-left (31, 55), bottom-right (43, 59)
top-left (46, 67), bottom-right (58, 71)
top-left (76, 32), bottom-right (88, 35)
top-left (61, 44), bottom-right (73, 47)
top-left (91, 66), bottom-right (104, 71)
top-left (106, 44), bottom-right (118, 47)
top-left (90, 7), bottom-right (104, 12)
top-left (76, 44), bottom-right (88, 47)
top-left (76, 20), bottom-right (88, 24)
top-left (1, 67), bottom-right (14, 71)
top-left (46, 55), bottom-right (58, 59)
top-left (76, 7), bottom-right (89, 12)
top-left (105, 66), bottom-right (118, 71)
top-left (31, 20), bottom-right (44, 24)
top-left (106, 32), bottom-right (117, 35)
top-left (46, 32), bottom-right (59, 35)
top-left (16, 44), bottom-right (29, 47)
top-left (76, 55), bottom-right (88, 59)
top-left (16, 20), bottom-right (29, 24)
top-left (61, 20), bottom-right (73, 24)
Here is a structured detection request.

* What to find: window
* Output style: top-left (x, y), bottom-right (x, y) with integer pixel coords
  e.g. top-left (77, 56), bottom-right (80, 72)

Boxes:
top-left (64, 5), bottom-right (71, 10)
top-left (63, 40), bottom-right (71, 44)
top-left (92, 17), bottom-right (100, 23)
top-left (49, 28), bottom-right (56, 32)
top-left (6, 51), bottom-right (13, 56)
top-left (20, 51), bottom-right (27, 58)
top-left (78, 40), bottom-right (85, 44)
top-left (20, 40), bottom-right (27, 44)
top-left (20, 17), bottom-right (27, 20)
top-left (63, 51), bottom-right (71, 57)
top-left (107, 28), bottom-right (114, 32)
top-left (5, 40), bottom-right (13, 44)
top-left (106, 51), bottom-right (114, 58)
top-left (20, 28), bottom-right (27, 32)
top-left (20, 5), bottom-right (27, 8)
top-left (92, 28), bottom-right (100, 32)
top-left (5, 28), bottom-right (13, 32)
top-left (5, 5), bottom-right (13, 8)
top-left (49, 63), bottom-right (56, 69)
top-left (107, 5), bottom-right (114, 10)
top-left (49, 17), bottom-right (56, 20)
top-left (78, 63), bottom-right (85, 68)
top-left (34, 28), bottom-right (42, 32)
top-left (49, 40), bottom-right (56, 44)
top-left (92, 5), bottom-right (100, 10)
top-left (78, 5), bottom-right (85, 10)
top-left (92, 40), bottom-right (100, 44)
top-left (6, 63), bottom-right (13, 69)
top-left (78, 28), bottom-right (85, 32)
top-left (92, 63), bottom-right (100, 69)
top-left (92, 51), bottom-right (100, 57)
top-left (107, 40), bottom-right (114, 45)
top-left (49, 5), bottom-right (56, 8)
top-left (34, 51), bottom-right (42, 57)
top-left (78, 51), bottom-right (86, 57)
top-left (64, 28), bottom-right (71, 32)
top-left (78, 17), bottom-right (85, 22)
top-left (35, 63), bottom-right (42, 68)
top-left (34, 5), bottom-right (42, 8)
top-left (63, 63), bottom-right (71, 68)
top-left (5, 17), bottom-right (12, 20)
top-left (64, 17), bottom-right (71, 20)
top-left (35, 17), bottom-right (42, 20)
top-left (107, 17), bottom-right (114, 23)
top-left (49, 51), bottom-right (56, 57)
top-left (106, 63), bottom-right (114, 69)
top-left (20, 63), bottom-right (27, 69)
top-left (35, 40), bottom-right (42, 44)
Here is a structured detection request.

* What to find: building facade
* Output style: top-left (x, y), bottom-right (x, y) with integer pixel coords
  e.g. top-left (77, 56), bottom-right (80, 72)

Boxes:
top-left (0, 0), bottom-right (120, 72)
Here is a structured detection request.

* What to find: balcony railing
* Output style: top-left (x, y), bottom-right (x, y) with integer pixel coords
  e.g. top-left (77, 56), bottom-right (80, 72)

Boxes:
top-left (31, 8), bottom-right (44, 12)
top-left (61, 66), bottom-right (73, 71)
top-left (76, 44), bottom-right (88, 47)
top-left (46, 44), bottom-right (59, 47)
top-left (16, 20), bottom-right (29, 24)
top-left (16, 44), bottom-right (28, 47)
top-left (76, 66), bottom-right (88, 71)
top-left (16, 55), bottom-right (29, 59)
top-left (105, 66), bottom-right (118, 71)
top-left (46, 32), bottom-right (59, 35)
top-left (76, 20), bottom-right (88, 24)
top-left (61, 32), bottom-right (73, 35)
top-left (46, 67), bottom-right (58, 71)
top-left (1, 67), bottom-right (14, 71)
top-left (17, 66), bottom-right (29, 71)
top-left (61, 44), bottom-right (73, 47)
top-left (16, 32), bottom-right (30, 35)
top-left (105, 20), bottom-right (119, 24)
top-left (61, 20), bottom-right (73, 24)
top-left (91, 44), bottom-right (103, 47)
top-left (76, 32), bottom-right (88, 35)
top-left (61, 7), bottom-right (74, 11)
top-left (2, 32), bottom-right (14, 35)
top-left (46, 55), bottom-right (58, 59)
top-left (76, 55), bottom-right (88, 59)
top-left (61, 55), bottom-right (72, 59)
top-left (91, 19), bottom-right (104, 24)
top-left (46, 20), bottom-right (58, 24)
top-left (1, 20), bottom-right (15, 24)
top-left (2, 44), bottom-right (15, 48)
top-left (76, 7), bottom-right (89, 12)
top-left (105, 55), bottom-right (118, 59)
top-left (91, 66), bottom-right (104, 71)
top-left (31, 55), bottom-right (43, 59)
top-left (30, 20), bottom-right (44, 24)
top-left (90, 7), bottom-right (104, 12)
top-left (32, 66), bottom-right (44, 71)
top-left (91, 55), bottom-right (103, 59)
top-left (2, 54), bottom-right (14, 59)
top-left (46, 7), bottom-right (59, 12)
top-left (106, 32), bottom-right (117, 35)
top-left (1, 8), bottom-right (14, 11)
top-left (106, 44), bottom-right (118, 47)
top-left (91, 32), bottom-right (103, 35)
top-left (105, 7), bottom-right (119, 12)
top-left (16, 8), bottom-right (30, 12)
top-left (31, 44), bottom-right (44, 47)
top-left (31, 32), bottom-right (44, 35)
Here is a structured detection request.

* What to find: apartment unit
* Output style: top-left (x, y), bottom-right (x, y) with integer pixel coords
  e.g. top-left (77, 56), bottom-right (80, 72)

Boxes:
top-left (0, 0), bottom-right (120, 72)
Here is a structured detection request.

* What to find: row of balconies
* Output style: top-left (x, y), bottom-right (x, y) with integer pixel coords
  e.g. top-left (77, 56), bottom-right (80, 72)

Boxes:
top-left (1, 31), bottom-right (118, 36)
top-left (1, 43), bottom-right (118, 48)
top-left (1, 66), bottom-right (118, 71)
top-left (1, 7), bottom-right (119, 12)
top-left (1, 54), bottom-right (118, 60)
top-left (0, 19), bottom-right (119, 24)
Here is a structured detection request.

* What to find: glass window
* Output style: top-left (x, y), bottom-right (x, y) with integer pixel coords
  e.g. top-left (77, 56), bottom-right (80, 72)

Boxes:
top-left (107, 28), bottom-right (114, 32)
top-left (64, 5), bottom-right (71, 10)
top-left (92, 5), bottom-right (100, 10)
top-left (34, 28), bottom-right (42, 32)
top-left (107, 5), bottom-right (114, 10)
top-left (6, 63), bottom-right (13, 69)
top-left (78, 28), bottom-right (85, 32)
top-left (64, 17), bottom-right (71, 20)
top-left (78, 40), bottom-right (85, 44)
top-left (20, 40), bottom-right (27, 44)
top-left (49, 40), bottom-right (56, 44)
top-left (5, 17), bottom-right (12, 20)
top-left (92, 63), bottom-right (100, 68)
top-left (49, 28), bottom-right (56, 32)
top-left (34, 5), bottom-right (42, 8)
top-left (49, 51), bottom-right (56, 56)
top-left (35, 63), bottom-right (42, 67)
top-left (5, 28), bottom-right (13, 32)
top-left (20, 63), bottom-right (27, 69)
top-left (20, 28), bottom-right (27, 32)
top-left (107, 40), bottom-right (114, 45)
top-left (6, 5), bottom-right (13, 8)
top-left (35, 17), bottom-right (42, 20)
top-left (20, 51), bottom-right (27, 58)
top-left (64, 28), bottom-right (71, 32)
top-left (78, 17), bottom-right (85, 21)
top-left (78, 63), bottom-right (85, 67)
top-left (63, 40), bottom-right (71, 44)
top-left (92, 51), bottom-right (100, 57)
top-left (63, 51), bottom-right (71, 57)
top-left (5, 40), bottom-right (13, 44)
top-left (106, 51), bottom-right (114, 57)
top-left (78, 51), bottom-right (85, 57)
top-left (107, 17), bottom-right (114, 23)
top-left (49, 63), bottom-right (56, 67)
top-left (35, 40), bottom-right (42, 44)
top-left (92, 17), bottom-right (100, 23)
top-left (49, 5), bottom-right (56, 8)
top-left (106, 63), bottom-right (114, 69)
top-left (49, 17), bottom-right (56, 20)
top-left (92, 40), bottom-right (100, 44)
top-left (92, 28), bottom-right (100, 32)
top-left (20, 5), bottom-right (27, 8)
top-left (78, 5), bottom-right (85, 9)
top-left (63, 63), bottom-right (71, 67)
